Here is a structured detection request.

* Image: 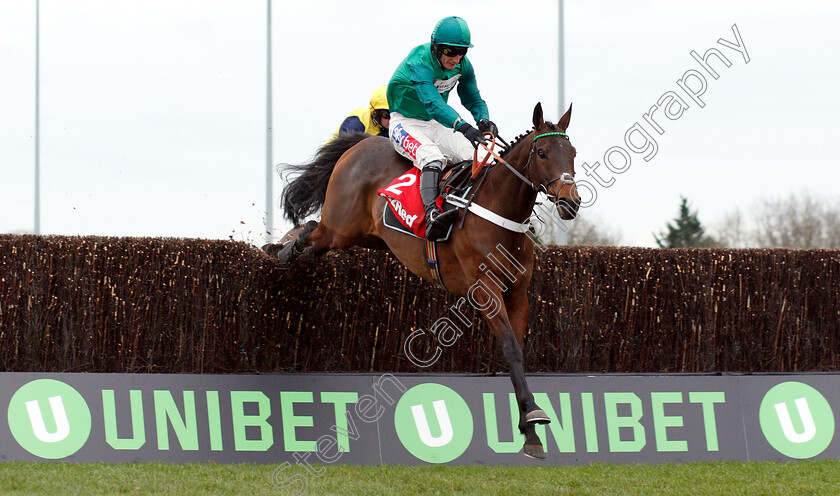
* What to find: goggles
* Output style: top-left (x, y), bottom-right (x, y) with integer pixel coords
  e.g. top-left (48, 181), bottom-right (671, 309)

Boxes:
top-left (440, 45), bottom-right (468, 57)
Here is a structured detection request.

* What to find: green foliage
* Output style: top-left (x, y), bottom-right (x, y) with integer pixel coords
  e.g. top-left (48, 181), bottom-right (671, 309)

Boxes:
top-left (655, 195), bottom-right (716, 248)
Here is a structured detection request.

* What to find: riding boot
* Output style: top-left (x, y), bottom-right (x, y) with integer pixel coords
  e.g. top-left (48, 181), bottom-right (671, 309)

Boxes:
top-left (420, 162), bottom-right (458, 241)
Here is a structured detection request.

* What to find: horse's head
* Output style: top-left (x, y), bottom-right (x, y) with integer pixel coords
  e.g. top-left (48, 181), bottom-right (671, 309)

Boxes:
top-left (529, 102), bottom-right (580, 220)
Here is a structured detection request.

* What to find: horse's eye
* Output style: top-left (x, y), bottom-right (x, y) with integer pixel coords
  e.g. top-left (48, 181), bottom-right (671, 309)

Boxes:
top-left (537, 149), bottom-right (547, 159)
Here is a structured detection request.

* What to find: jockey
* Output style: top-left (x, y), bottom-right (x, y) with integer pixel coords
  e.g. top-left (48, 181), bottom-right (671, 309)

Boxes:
top-left (332, 85), bottom-right (390, 139)
top-left (387, 16), bottom-right (498, 241)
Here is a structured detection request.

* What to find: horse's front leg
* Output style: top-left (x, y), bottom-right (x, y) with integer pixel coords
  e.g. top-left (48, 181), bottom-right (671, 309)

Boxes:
top-left (505, 289), bottom-right (550, 459)
top-left (480, 281), bottom-right (548, 459)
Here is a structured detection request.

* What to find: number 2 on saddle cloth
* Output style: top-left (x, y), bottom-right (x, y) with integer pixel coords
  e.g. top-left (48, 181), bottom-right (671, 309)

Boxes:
top-left (376, 168), bottom-right (427, 238)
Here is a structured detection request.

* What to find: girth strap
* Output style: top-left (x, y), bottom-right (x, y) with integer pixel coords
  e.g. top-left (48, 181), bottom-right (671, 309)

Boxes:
top-left (424, 239), bottom-right (448, 291)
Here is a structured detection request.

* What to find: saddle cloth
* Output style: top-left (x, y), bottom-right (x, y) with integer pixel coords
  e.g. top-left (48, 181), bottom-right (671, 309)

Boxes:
top-left (377, 162), bottom-right (474, 239)
top-left (376, 169), bottom-right (427, 238)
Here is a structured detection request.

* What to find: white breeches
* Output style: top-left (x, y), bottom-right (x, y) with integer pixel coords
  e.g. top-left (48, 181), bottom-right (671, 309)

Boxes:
top-left (389, 112), bottom-right (488, 170)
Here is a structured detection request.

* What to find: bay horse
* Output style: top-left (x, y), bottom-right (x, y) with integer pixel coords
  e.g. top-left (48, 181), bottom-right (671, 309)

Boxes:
top-left (270, 102), bottom-right (579, 459)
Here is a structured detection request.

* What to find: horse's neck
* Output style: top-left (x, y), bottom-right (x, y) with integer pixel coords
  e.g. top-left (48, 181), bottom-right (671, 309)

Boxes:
top-left (478, 142), bottom-right (538, 222)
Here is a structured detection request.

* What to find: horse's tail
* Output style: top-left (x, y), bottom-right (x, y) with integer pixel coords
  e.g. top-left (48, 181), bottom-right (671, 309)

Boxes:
top-left (279, 132), bottom-right (372, 226)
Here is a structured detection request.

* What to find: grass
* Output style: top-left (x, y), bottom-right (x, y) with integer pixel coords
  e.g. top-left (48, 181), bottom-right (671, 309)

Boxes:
top-left (0, 460), bottom-right (838, 496)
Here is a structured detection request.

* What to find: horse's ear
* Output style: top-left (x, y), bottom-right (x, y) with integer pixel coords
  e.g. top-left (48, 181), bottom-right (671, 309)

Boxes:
top-left (559, 103), bottom-right (572, 131)
top-left (532, 102), bottom-right (544, 129)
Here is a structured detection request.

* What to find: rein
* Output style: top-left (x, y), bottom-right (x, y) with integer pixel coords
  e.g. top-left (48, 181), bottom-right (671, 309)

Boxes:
top-left (450, 130), bottom-right (576, 234)
top-left (485, 131), bottom-right (575, 197)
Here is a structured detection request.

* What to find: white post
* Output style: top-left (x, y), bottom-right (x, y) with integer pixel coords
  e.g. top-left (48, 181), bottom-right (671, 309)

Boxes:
top-left (35, 0), bottom-right (41, 235)
top-left (558, 0), bottom-right (565, 118)
top-left (555, 0), bottom-right (568, 245)
top-left (265, 0), bottom-right (274, 244)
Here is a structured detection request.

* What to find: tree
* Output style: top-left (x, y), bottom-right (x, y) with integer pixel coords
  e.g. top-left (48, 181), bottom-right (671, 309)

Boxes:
top-left (532, 200), bottom-right (623, 246)
top-left (711, 208), bottom-right (750, 248)
top-left (752, 195), bottom-right (840, 249)
top-left (711, 192), bottom-right (840, 249)
top-left (654, 196), bottom-right (715, 248)
top-left (565, 212), bottom-right (623, 246)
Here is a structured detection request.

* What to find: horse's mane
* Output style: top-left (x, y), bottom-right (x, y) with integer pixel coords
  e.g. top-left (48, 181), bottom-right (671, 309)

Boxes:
top-left (500, 121), bottom-right (558, 159)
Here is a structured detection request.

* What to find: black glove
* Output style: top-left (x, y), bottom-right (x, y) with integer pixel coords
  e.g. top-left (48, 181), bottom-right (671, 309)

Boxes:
top-left (478, 119), bottom-right (498, 137)
top-left (457, 122), bottom-right (488, 149)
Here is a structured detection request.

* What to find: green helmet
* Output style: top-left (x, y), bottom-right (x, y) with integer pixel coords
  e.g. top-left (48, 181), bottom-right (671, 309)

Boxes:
top-left (431, 16), bottom-right (473, 48)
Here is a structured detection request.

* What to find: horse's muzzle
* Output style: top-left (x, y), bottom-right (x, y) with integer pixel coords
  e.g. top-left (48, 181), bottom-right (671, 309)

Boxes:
top-left (552, 182), bottom-right (580, 220)
top-left (556, 197), bottom-right (580, 220)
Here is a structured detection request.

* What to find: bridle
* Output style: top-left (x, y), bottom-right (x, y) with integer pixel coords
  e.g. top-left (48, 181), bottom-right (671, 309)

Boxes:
top-left (477, 131), bottom-right (576, 203)
top-left (451, 131), bottom-right (578, 234)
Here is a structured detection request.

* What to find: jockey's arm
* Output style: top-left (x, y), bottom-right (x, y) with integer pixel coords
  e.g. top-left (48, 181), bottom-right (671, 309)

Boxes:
top-left (456, 58), bottom-right (490, 124)
top-left (338, 116), bottom-right (366, 135)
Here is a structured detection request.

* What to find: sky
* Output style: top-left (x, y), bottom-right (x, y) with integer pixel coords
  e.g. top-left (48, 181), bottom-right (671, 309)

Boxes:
top-left (2, 0), bottom-right (839, 247)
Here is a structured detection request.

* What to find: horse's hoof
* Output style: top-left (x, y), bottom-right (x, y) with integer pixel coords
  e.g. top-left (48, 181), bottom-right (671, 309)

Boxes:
top-left (523, 443), bottom-right (546, 460)
top-left (526, 409), bottom-right (551, 424)
top-left (261, 242), bottom-right (285, 258)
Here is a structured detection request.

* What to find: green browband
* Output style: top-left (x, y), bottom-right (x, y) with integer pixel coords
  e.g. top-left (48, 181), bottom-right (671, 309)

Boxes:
top-left (533, 131), bottom-right (568, 141)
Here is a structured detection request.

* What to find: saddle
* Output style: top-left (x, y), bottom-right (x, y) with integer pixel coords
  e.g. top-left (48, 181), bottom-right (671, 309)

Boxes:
top-left (379, 133), bottom-right (506, 241)
top-left (380, 160), bottom-right (486, 241)
top-left (440, 160), bottom-right (475, 201)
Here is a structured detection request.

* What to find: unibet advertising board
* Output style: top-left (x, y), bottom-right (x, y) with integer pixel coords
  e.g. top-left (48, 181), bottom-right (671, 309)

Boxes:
top-left (1, 373), bottom-right (838, 465)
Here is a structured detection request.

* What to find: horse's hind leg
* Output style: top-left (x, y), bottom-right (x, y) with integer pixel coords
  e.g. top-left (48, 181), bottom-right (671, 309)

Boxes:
top-left (262, 224), bottom-right (306, 257)
top-left (276, 220), bottom-right (331, 263)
